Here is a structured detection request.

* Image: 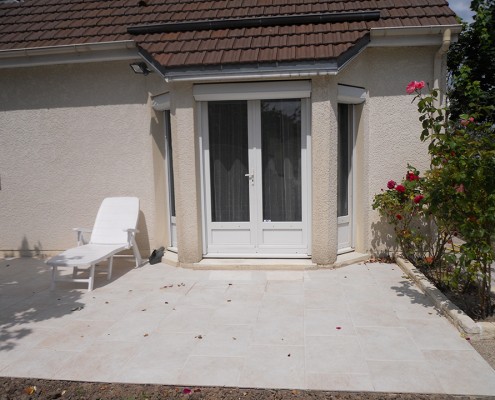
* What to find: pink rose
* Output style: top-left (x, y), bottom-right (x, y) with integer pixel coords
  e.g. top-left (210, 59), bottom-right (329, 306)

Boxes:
top-left (395, 184), bottom-right (405, 193)
top-left (455, 183), bottom-right (465, 193)
top-left (406, 81), bottom-right (425, 94)
top-left (413, 195), bottom-right (424, 204)
top-left (387, 180), bottom-right (396, 189)
top-left (406, 81), bottom-right (417, 94)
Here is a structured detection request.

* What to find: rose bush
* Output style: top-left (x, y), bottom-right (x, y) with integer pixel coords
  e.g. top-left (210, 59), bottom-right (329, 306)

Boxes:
top-left (372, 166), bottom-right (450, 270)
top-left (374, 80), bottom-right (495, 318)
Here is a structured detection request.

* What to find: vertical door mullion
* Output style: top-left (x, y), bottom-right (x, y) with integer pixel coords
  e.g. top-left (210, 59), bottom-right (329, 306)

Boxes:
top-left (201, 102), bottom-right (213, 251)
top-left (248, 100), bottom-right (260, 250)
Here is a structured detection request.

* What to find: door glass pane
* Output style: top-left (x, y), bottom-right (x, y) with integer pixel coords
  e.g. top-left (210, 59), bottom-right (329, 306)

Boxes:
top-left (208, 101), bottom-right (249, 222)
top-left (261, 99), bottom-right (302, 222)
top-left (338, 104), bottom-right (350, 217)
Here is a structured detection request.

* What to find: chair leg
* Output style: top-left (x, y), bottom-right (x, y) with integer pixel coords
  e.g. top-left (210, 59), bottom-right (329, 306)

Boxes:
top-left (72, 266), bottom-right (78, 278)
top-left (51, 266), bottom-right (57, 291)
top-left (132, 240), bottom-right (142, 268)
top-left (88, 265), bottom-right (95, 291)
top-left (107, 256), bottom-right (113, 280)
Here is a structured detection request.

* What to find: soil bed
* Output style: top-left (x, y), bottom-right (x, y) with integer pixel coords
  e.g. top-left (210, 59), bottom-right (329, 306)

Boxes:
top-left (0, 378), bottom-right (487, 400)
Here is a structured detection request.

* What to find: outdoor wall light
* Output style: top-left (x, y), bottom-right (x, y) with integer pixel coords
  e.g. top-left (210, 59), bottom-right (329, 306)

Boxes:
top-left (130, 62), bottom-right (151, 75)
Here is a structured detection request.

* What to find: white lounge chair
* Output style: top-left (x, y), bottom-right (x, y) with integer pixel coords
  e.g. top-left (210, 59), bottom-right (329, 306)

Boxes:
top-left (47, 197), bottom-right (142, 291)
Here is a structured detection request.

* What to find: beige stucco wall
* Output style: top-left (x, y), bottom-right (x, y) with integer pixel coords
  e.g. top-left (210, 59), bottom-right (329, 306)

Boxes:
top-left (311, 76), bottom-right (339, 265)
top-left (0, 60), bottom-right (169, 257)
top-left (337, 46), bottom-right (437, 255)
top-left (0, 44), bottom-right (443, 263)
top-left (169, 82), bottom-right (203, 265)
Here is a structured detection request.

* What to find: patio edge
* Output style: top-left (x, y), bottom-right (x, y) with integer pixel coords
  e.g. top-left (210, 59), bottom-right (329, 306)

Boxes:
top-left (396, 257), bottom-right (495, 340)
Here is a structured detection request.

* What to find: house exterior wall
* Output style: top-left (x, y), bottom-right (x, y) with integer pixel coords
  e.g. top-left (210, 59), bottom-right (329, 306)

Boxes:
top-left (169, 82), bottom-right (203, 265)
top-left (337, 46), bottom-right (437, 254)
top-left (0, 60), bottom-right (169, 257)
top-left (310, 76), bottom-right (339, 264)
top-left (0, 44), bottom-right (441, 263)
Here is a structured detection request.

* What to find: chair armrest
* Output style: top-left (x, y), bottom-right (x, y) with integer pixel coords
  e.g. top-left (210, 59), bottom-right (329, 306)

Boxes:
top-left (124, 229), bottom-right (139, 247)
top-left (73, 228), bottom-right (92, 246)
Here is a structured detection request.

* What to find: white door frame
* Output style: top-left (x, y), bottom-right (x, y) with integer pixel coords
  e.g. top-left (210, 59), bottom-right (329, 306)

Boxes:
top-left (336, 84), bottom-right (366, 253)
top-left (196, 82), bottom-right (312, 257)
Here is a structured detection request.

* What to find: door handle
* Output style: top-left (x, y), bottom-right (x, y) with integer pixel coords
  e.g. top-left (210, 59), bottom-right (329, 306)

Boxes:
top-left (245, 172), bottom-right (254, 186)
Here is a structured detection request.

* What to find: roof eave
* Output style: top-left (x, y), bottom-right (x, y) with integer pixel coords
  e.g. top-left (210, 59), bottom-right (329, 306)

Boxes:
top-left (0, 40), bottom-right (139, 69)
top-left (138, 34), bottom-right (371, 83)
top-left (369, 24), bottom-right (463, 47)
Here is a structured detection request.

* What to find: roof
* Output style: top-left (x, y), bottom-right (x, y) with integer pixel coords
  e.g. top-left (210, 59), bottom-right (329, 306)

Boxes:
top-left (0, 0), bottom-right (458, 72)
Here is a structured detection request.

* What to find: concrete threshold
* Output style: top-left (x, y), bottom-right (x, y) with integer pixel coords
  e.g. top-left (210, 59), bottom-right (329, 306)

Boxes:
top-left (396, 257), bottom-right (495, 340)
top-left (165, 251), bottom-right (370, 270)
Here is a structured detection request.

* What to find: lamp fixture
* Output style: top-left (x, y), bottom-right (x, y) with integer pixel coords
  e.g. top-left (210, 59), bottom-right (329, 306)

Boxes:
top-left (130, 62), bottom-right (151, 75)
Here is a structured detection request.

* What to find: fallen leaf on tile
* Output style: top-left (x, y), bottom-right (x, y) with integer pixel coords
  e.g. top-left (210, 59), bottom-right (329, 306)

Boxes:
top-left (336, 326), bottom-right (342, 330)
top-left (227, 299), bottom-right (231, 302)
top-left (232, 337), bottom-right (237, 340)
top-left (164, 301), bottom-right (169, 304)
top-left (105, 301), bottom-right (109, 304)
top-left (287, 354), bottom-right (291, 357)
top-left (70, 306), bottom-right (84, 312)
top-left (195, 335), bottom-right (203, 339)
top-left (141, 309), bottom-right (146, 311)
top-left (144, 333), bottom-right (149, 337)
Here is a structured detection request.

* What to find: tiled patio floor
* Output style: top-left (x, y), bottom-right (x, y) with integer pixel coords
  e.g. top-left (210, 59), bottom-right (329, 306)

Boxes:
top-left (1, 257), bottom-right (495, 395)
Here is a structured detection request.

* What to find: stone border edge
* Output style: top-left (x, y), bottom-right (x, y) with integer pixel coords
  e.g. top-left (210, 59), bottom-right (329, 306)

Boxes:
top-left (396, 257), bottom-right (495, 340)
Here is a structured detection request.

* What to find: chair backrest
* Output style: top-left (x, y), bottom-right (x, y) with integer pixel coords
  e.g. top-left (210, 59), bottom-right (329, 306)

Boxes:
top-left (90, 197), bottom-right (140, 245)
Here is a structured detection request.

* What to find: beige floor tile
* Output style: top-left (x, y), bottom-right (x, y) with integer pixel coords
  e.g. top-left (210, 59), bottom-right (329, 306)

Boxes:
top-left (191, 325), bottom-right (252, 357)
top-left (426, 349), bottom-right (495, 395)
top-left (368, 360), bottom-right (445, 393)
top-left (266, 281), bottom-right (304, 295)
top-left (356, 326), bottom-right (425, 361)
top-left (36, 319), bottom-right (111, 351)
top-left (304, 307), bottom-right (356, 336)
top-left (400, 318), bottom-right (473, 351)
top-left (1, 348), bottom-right (79, 379)
top-left (304, 285), bottom-right (347, 309)
top-left (210, 302), bottom-right (260, 325)
top-left (157, 306), bottom-right (216, 334)
top-left (120, 338), bottom-right (196, 383)
top-left (240, 345), bottom-right (305, 389)
top-left (252, 313), bottom-right (304, 345)
top-left (97, 311), bottom-right (166, 342)
top-left (55, 340), bottom-right (139, 382)
top-left (305, 373), bottom-right (374, 392)
top-left (178, 356), bottom-right (243, 386)
top-left (305, 335), bottom-right (369, 374)
top-left (349, 302), bottom-right (401, 327)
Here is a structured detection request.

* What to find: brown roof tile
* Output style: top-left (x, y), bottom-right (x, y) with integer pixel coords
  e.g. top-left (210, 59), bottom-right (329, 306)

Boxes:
top-left (0, 0), bottom-right (459, 70)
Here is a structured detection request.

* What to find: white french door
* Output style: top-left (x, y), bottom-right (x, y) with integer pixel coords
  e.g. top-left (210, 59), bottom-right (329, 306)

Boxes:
top-left (201, 98), bottom-right (310, 256)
